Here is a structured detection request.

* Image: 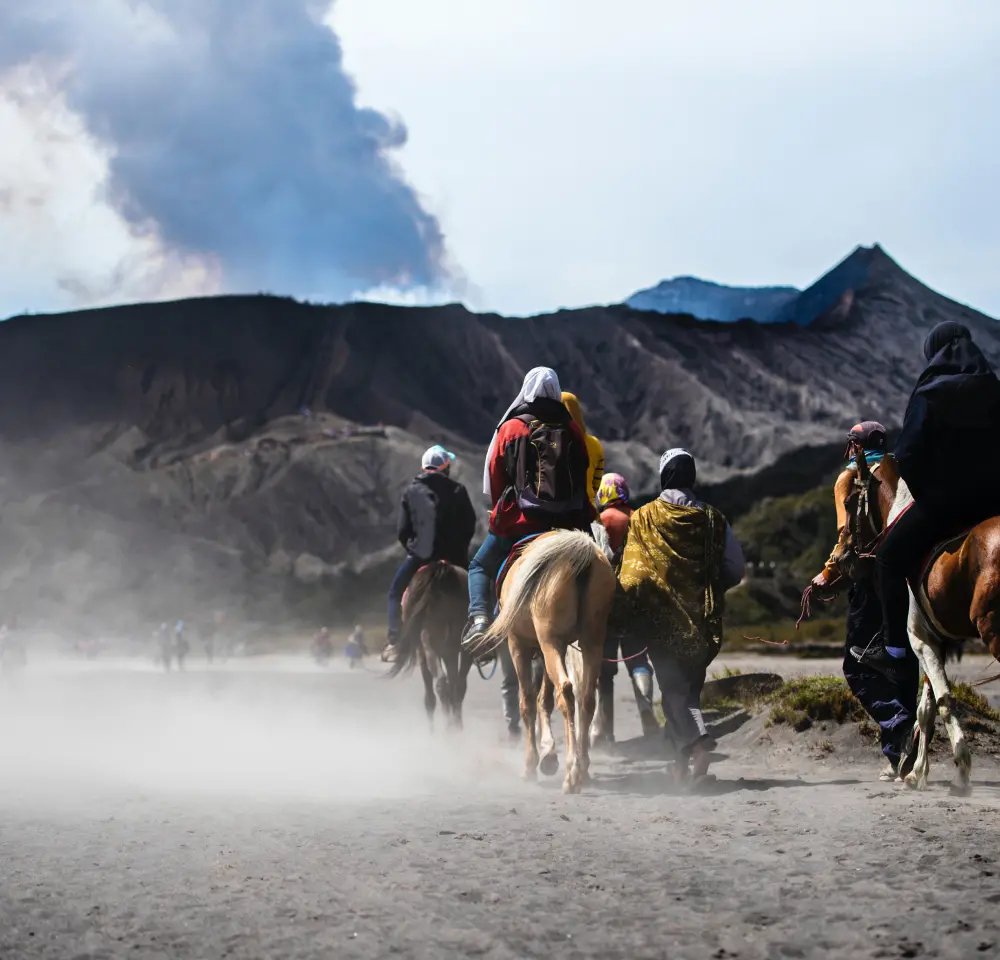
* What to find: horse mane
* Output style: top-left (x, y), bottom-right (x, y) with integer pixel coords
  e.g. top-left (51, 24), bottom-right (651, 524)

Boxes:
top-left (478, 530), bottom-right (597, 656)
top-left (387, 562), bottom-right (467, 678)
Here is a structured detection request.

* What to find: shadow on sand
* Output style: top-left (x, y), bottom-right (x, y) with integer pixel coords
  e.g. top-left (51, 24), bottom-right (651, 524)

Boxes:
top-left (590, 770), bottom-right (863, 797)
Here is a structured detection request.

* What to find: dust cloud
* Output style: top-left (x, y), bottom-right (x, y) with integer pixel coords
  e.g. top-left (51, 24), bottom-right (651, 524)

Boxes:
top-left (0, 654), bottom-right (514, 806)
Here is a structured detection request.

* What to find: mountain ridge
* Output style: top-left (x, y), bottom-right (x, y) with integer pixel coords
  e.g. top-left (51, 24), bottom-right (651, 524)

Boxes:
top-left (0, 246), bottom-right (996, 632)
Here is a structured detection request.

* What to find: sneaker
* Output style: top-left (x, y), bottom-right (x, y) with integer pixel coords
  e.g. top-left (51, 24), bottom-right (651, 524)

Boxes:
top-left (462, 615), bottom-right (489, 646)
top-left (462, 615), bottom-right (494, 665)
top-left (380, 643), bottom-right (398, 664)
top-left (878, 761), bottom-right (896, 782)
top-left (849, 642), bottom-right (905, 685)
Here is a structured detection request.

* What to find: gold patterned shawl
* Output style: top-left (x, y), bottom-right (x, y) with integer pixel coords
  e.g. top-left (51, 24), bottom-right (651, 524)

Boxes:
top-left (617, 497), bottom-right (728, 666)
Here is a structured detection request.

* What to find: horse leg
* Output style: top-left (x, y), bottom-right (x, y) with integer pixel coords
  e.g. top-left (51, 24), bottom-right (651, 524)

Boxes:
top-left (537, 668), bottom-right (559, 776)
top-left (911, 606), bottom-right (971, 795)
top-left (574, 634), bottom-right (602, 788)
top-left (452, 648), bottom-right (472, 731)
top-left (538, 637), bottom-right (580, 794)
top-left (418, 649), bottom-right (436, 731)
top-left (510, 638), bottom-right (540, 780)
top-left (440, 644), bottom-right (461, 731)
top-left (905, 675), bottom-right (935, 790)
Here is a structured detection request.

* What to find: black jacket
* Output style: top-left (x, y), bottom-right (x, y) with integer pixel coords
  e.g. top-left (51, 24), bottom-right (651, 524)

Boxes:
top-left (895, 336), bottom-right (1000, 507)
top-left (397, 471), bottom-right (477, 565)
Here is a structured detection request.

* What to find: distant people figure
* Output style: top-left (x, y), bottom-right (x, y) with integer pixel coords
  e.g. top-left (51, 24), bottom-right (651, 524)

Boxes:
top-left (345, 625), bottom-right (368, 669)
top-left (619, 448), bottom-right (744, 783)
top-left (156, 622), bottom-right (172, 671)
top-left (349, 624), bottom-right (368, 656)
top-left (174, 619), bottom-right (189, 671)
top-left (383, 445), bottom-right (477, 663)
top-left (313, 626), bottom-right (333, 666)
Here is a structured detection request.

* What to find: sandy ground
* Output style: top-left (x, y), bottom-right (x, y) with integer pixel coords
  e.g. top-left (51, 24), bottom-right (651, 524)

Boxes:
top-left (2, 652), bottom-right (1000, 959)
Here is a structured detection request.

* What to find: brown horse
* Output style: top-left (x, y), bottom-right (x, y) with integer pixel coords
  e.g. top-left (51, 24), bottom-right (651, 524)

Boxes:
top-left (470, 530), bottom-right (616, 794)
top-left (828, 448), bottom-right (1000, 794)
top-left (388, 562), bottom-right (473, 730)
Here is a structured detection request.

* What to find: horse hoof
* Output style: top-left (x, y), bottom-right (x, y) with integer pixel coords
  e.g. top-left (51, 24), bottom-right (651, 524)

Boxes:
top-left (949, 782), bottom-right (973, 798)
top-left (521, 768), bottom-right (538, 783)
top-left (539, 753), bottom-right (559, 777)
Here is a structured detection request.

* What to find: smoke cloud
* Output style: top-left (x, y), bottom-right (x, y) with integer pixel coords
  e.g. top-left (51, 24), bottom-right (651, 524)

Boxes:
top-left (0, 0), bottom-right (448, 302)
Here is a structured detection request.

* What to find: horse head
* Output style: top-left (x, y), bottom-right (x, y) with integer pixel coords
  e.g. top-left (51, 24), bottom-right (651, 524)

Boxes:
top-left (826, 440), bottom-right (886, 584)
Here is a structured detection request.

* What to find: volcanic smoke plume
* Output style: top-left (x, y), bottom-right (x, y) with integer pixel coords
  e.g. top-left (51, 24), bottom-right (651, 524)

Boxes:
top-left (0, 0), bottom-right (448, 301)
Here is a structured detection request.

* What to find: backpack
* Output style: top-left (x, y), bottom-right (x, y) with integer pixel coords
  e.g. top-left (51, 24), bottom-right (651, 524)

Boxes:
top-left (508, 415), bottom-right (587, 515)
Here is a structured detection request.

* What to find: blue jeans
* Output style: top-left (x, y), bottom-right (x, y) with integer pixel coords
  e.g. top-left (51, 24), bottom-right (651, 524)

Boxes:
top-left (387, 555), bottom-right (424, 643)
top-left (468, 533), bottom-right (516, 619)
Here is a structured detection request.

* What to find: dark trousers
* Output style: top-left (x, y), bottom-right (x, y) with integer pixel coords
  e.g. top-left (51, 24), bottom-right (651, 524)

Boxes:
top-left (844, 580), bottom-right (919, 763)
top-left (387, 555), bottom-right (424, 643)
top-left (648, 650), bottom-right (712, 756)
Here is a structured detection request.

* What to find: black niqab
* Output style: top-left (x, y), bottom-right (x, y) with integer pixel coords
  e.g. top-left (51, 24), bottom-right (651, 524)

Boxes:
top-left (910, 322), bottom-right (998, 424)
top-left (922, 321), bottom-right (971, 362)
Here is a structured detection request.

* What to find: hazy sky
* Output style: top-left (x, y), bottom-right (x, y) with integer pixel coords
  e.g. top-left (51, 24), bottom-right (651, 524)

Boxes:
top-left (1, 1), bottom-right (998, 319)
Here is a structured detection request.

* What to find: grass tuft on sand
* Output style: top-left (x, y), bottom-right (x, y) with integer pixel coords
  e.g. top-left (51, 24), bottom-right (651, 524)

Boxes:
top-left (766, 677), bottom-right (864, 732)
top-left (950, 681), bottom-right (1000, 723)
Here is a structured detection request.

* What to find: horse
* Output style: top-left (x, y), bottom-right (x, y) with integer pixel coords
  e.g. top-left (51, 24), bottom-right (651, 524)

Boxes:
top-left (827, 447), bottom-right (1000, 795)
top-left (471, 529), bottom-right (617, 794)
top-left (388, 561), bottom-right (474, 730)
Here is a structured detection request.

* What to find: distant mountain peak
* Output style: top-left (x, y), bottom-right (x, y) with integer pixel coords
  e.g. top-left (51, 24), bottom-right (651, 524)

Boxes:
top-left (772, 243), bottom-right (916, 326)
top-left (625, 276), bottom-right (800, 324)
top-left (623, 243), bottom-right (929, 326)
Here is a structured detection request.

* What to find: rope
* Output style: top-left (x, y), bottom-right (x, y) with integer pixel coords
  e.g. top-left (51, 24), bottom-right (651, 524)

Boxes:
top-left (603, 646), bottom-right (649, 664)
top-left (741, 635), bottom-right (790, 647)
top-left (796, 579), bottom-right (841, 628)
top-left (971, 660), bottom-right (1000, 688)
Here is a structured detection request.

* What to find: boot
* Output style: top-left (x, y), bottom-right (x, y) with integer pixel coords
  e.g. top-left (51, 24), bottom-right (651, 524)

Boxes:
top-left (631, 669), bottom-right (660, 736)
top-left (590, 686), bottom-right (615, 751)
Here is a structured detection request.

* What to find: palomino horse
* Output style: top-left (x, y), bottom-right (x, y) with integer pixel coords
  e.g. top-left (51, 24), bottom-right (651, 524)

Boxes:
top-left (472, 530), bottom-right (616, 794)
top-left (388, 562), bottom-right (474, 730)
top-left (828, 448), bottom-right (1000, 795)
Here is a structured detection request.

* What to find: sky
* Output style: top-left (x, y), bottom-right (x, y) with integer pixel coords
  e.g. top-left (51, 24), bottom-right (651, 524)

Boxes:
top-left (1, 0), bottom-right (998, 320)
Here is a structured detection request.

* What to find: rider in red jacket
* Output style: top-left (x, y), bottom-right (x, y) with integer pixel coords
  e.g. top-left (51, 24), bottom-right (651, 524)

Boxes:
top-left (463, 367), bottom-right (596, 648)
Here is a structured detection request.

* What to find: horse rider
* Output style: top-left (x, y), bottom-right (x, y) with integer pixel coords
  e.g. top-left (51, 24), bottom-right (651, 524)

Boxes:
top-left (462, 367), bottom-right (597, 653)
top-left (382, 445), bottom-right (477, 663)
top-left (852, 322), bottom-right (1000, 681)
top-left (592, 472), bottom-right (660, 744)
top-left (561, 392), bottom-right (605, 504)
top-left (811, 421), bottom-right (919, 779)
top-left (618, 448), bottom-right (744, 782)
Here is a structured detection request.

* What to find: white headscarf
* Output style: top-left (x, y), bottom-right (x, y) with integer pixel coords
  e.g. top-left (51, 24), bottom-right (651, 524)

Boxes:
top-left (483, 367), bottom-right (562, 495)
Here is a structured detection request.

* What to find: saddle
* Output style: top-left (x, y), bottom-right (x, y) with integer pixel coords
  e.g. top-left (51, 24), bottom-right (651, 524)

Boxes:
top-left (494, 533), bottom-right (544, 600)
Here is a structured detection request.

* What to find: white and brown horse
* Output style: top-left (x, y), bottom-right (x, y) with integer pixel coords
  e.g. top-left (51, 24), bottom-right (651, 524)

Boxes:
top-left (471, 530), bottom-right (616, 794)
top-left (829, 450), bottom-right (1000, 795)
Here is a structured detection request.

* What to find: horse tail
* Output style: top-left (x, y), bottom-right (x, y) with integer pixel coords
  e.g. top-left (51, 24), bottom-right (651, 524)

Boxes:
top-left (388, 563), bottom-right (462, 678)
top-left (479, 530), bottom-right (597, 655)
